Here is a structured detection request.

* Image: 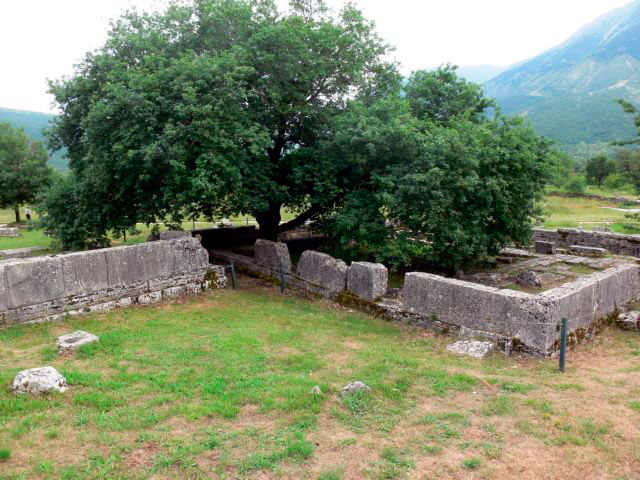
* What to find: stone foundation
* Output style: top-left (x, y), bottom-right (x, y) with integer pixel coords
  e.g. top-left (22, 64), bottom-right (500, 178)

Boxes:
top-left (0, 238), bottom-right (227, 327)
top-left (533, 228), bottom-right (640, 257)
top-left (211, 247), bottom-right (639, 356)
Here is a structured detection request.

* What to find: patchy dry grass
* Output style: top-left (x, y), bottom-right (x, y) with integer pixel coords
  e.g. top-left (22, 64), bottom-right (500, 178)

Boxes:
top-left (1, 277), bottom-right (639, 479)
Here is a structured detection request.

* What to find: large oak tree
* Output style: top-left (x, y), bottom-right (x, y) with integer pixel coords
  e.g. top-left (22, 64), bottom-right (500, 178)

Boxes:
top-left (47, 0), bottom-right (390, 241)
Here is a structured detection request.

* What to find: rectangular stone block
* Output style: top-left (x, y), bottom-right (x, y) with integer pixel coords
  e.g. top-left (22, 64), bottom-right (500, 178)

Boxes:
top-left (5, 257), bottom-right (65, 309)
top-left (0, 263), bottom-right (10, 311)
top-left (138, 291), bottom-right (162, 305)
top-left (106, 245), bottom-right (150, 287)
top-left (62, 250), bottom-right (109, 297)
top-left (159, 230), bottom-right (191, 240)
top-left (535, 241), bottom-right (555, 255)
top-left (171, 238), bottom-right (210, 274)
top-left (163, 286), bottom-right (187, 299)
top-left (402, 272), bottom-right (553, 353)
top-left (0, 227), bottom-right (19, 237)
top-left (254, 239), bottom-right (292, 273)
top-left (296, 251), bottom-right (348, 293)
top-left (569, 245), bottom-right (607, 257)
top-left (347, 262), bottom-right (388, 301)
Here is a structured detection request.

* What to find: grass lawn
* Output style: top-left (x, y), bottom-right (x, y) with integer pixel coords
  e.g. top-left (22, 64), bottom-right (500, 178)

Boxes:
top-left (1, 278), bottom-right (639, 479)
top-left (542, 195), bottom-right (640, 233)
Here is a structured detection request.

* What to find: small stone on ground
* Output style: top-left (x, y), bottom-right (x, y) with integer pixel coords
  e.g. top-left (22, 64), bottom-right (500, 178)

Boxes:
top-left (12, 367), bottom-right (68, 395)
top-left (446, 340), bottom-right (495, 359)
top-left (56, 330), bottom-right (99, 352)
top-left (618, 311), bottom-right (640, 331)
top-left (340, 381), bottom-right (371, 397)
top-left (311, 385), bottom-right (322, 395)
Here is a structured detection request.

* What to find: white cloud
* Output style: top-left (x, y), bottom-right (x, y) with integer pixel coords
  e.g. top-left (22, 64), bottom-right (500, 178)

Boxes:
top-left (0, 0), bottom-right (633, 113)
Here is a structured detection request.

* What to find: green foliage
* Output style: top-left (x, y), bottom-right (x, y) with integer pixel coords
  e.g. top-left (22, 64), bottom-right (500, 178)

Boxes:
top-left (614, 149), bottom-right (640, 193)
top-left (0, 122), bottom-right (53, 222)
top-left (564, 176), bottom-right (587, 194)
top-left (463, 457), bottom-right (481, 469)
top-left (38, 174), bottom-right (110, 250)
top-left (585, 156), bottom-right (615, 187)
top-left (603, 172), bottom-right (631, 190)
top-left (323, 85), bottom-right (554, 269)
top-left (0, 449), bottom-right (10, 461)
top-left (46, 0), bottom-right (391, 244)
top-left (0, 108), bottom-right (67, 170)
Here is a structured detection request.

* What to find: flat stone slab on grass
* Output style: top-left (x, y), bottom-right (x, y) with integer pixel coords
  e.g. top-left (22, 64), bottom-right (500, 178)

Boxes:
top-left (12, 367), bottom-right (68, 395)
top-left (618, 311), bottom-right (640, 331)
top-left (446, 340), bottom-right (495, 359)
top-left (254, 239), bottom-right (292, 273)
top-left (0, 227), bottom-right (19, 237)
top-left (0, 247), bottom-right (47, 260)
top-left (340, 381), bottom-right (371, 397)
top-left (56, 331), bottom-right (99, 352)
top-left (347, 262), bottom-right (388, 301)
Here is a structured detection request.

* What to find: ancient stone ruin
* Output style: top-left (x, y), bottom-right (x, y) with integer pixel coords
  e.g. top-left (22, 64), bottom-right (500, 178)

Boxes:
top-left (0, 226), bottom-right (20, 237)
top-left (0, 238), bottom-right (226, 327)
top-left (533, 228), bottom-right (640, 257)
top-left (210, 239), bottom-right (640, 357)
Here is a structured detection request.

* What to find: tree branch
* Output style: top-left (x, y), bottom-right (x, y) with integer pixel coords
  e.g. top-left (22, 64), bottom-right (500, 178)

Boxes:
top-left (278, 204), bottom-right (324, 233)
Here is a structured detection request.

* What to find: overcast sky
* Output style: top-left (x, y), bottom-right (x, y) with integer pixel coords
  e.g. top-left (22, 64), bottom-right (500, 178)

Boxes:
top-left (0, 0), bottom-right (634, 113)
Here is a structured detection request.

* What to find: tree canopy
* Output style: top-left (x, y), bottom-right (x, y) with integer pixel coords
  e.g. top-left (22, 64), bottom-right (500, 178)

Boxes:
top-left (44, 0), bottom-right (556, 269)
top-left (0, 122), bottom-right (52, 222)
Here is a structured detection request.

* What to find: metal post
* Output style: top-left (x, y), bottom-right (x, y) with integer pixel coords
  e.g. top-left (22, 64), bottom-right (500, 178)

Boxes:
top-left (559, 318), bottom-right (568, 373)
top-left (230, 261), bottom-right (237, 290)
top-left (279, 259), bottom-right (286, 293)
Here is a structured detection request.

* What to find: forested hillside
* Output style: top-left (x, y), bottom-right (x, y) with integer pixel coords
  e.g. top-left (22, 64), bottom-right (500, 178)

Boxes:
top-left (486, 0), bottom-right (640, 151)
top-left (0, 107), bottom-right (67, 170)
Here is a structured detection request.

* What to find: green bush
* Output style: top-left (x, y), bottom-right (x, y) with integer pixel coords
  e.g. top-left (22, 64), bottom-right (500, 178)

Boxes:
top-left (603, 173), bottom-right (631, 191)
top-left (564, 176), bottom-right (587, 194)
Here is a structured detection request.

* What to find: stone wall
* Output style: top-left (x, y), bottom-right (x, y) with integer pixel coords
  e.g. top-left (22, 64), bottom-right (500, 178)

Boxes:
top-left (0, 238), bottom-right (226, 327)
top-left (402, 264), bottom-right (640, 355)
top-left (212, 241), bottom-right (639, 356)
top-left (533, 228), bottom-right (640, 257)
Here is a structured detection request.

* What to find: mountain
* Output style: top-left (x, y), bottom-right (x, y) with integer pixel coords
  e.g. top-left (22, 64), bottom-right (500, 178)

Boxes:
top-left (485, 0), bottom-right (640, 147)
top-left (0, 107), bottom-right (67, 170)
top-left (456, 65), bottom-right (508, 84)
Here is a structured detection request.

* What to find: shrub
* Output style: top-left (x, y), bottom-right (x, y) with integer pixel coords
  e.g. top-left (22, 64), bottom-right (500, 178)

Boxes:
top-left (564, 176), bottom-right (587, 194)
top-left (603, 173), bottom-right (631, 191)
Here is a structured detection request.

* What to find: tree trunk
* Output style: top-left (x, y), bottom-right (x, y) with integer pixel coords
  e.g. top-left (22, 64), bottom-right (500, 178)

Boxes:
top-left (14, 206), bottom-right (20, 223)
top-left (255, 203), bottom-right (282, 241)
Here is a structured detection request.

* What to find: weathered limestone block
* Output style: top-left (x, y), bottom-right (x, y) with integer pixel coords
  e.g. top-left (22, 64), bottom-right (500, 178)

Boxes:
top-left (0, 247), bottom-right (47, 260)
top-left (171, 238), bottom-right (210, 275)
top-left (446, 340), bottom-right (495, 359)
top-left (5, 256), bottom-right (65, 309)
top-left (138, 291), bottom-right (163, 305)
top-left (347, 262), bottom-right (388, 301)
top-left (296, 251), bottom-right (348, 293)
top-left (402, 272), bottom-right (552, 353)
top-left (618, 311), bottom-right (640, 331)
top-left (535, 241), bottom-right (555, 255)
top-left (160, 230), bottom-right (191, 241)
top-left (254, 239), bottom-right (292, 273)
top-left (57, 331), bottom-right (99, 352)
top-left (539, 264), bottom-right (640, 337)
top-left (12, 367), bottom-right (68, 395)
top-left (207, 265), bottom-right (228, 289)
top-left (340, 381), bottom-right (371, 397)
top-left (516, 271), bottom-right (564, 289)
top-left (569, 245), bottom-right (607, 257)
top-left (0, 227), bottom-right (19, 237)
top-left (62, 250), bottom-right (109, 297)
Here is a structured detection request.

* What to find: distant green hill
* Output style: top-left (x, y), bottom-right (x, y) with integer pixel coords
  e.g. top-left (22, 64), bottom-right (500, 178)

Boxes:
top-left (485, 0), bottom-right (640, 149)
top-left (0, 107), bottom-right (68, 170)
